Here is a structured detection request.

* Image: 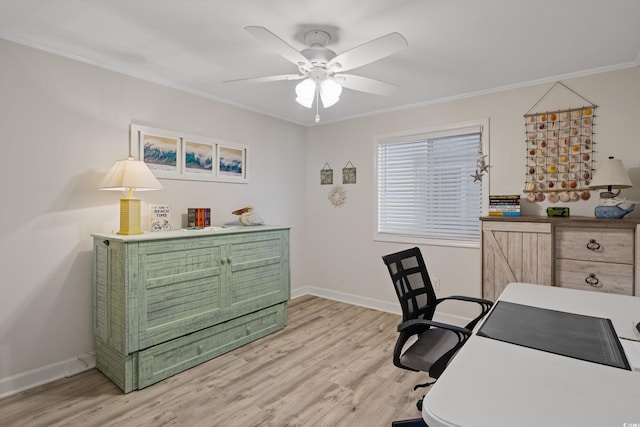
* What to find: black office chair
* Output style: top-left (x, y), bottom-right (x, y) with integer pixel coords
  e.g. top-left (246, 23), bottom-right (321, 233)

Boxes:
top-left (382, 247), bottom-right (493, 425)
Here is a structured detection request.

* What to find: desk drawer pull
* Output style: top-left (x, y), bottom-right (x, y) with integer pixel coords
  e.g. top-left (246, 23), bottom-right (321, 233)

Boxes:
top-left (585, 273), bottom-right (600, 287)
top-left (586, 239), bottom-right (601, 251)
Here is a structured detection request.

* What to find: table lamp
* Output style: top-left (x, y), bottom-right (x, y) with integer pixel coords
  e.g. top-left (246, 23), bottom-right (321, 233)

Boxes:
top-left (589, 156), bottom-right (634, 219)
top-left (97, 156), bottom-right (163, 234)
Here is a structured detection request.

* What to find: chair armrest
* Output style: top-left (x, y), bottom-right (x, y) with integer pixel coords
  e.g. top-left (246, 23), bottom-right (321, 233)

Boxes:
top-left (397, 318), bottom-right (472, 337)
top-left (436, 295), bottom-right (493, 309)
top-left (435, 295), bottom-right (494, 330)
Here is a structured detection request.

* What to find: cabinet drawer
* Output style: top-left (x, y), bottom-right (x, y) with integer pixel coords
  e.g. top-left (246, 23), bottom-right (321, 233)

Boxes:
top-left (555, 259), bottom-right (633, 295)
top-left (555, 227), bottom-right (634, 264)
top-left (137, 303), bottom-right (287, 389)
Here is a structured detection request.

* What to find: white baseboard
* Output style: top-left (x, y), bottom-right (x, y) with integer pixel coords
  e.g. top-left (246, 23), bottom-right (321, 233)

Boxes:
top-left (0, 352), bottom-right (96, 399)
top-left (291, 286), bottom-right (470, 326)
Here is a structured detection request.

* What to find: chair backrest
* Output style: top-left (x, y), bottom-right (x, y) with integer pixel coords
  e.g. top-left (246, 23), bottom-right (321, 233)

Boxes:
top-left (382, 247), bottom-right (438, 322)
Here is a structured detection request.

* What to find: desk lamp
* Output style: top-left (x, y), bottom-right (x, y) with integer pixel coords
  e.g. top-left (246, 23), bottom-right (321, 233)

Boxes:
top-left (97, 156), bottom-right (163, 234)
top-left (589, 156), bottom-right (634, 219)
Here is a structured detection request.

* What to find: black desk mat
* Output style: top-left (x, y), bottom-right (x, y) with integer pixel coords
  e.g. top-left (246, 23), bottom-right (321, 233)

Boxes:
top-left (477, 301), bottom-right (630, 370)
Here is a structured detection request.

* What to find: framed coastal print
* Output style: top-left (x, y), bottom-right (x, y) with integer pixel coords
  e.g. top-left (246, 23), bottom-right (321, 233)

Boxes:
top-left (138, 129), bottom-right (181, 179)
top-left (130, 124), bottom-right (249, 183)
top-left (217, 144), bottom-right (248, 182)
top-left (182, 137), bottom-right (216, 181)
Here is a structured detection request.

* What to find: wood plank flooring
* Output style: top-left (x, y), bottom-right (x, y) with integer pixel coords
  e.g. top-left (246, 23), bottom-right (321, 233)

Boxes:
top-left (0, 296), bottom-right (430, 426)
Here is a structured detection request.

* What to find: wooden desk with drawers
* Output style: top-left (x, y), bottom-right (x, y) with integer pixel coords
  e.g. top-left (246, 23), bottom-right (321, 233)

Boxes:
top-left (481, 216), bottom-right (640, 300)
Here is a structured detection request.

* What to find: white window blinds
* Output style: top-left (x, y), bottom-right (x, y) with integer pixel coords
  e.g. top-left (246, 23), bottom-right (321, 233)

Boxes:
top-left (376, 127), bottom-right (483, 244)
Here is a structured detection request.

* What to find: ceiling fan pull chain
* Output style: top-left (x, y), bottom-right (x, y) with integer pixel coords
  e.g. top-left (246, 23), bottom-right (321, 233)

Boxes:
top-left (315, 85), bottom-right (320, 123)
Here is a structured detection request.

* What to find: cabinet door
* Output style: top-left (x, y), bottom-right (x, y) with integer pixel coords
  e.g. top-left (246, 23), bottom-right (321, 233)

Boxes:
top-left (482, 222), bottom-right (552, 301)
top-left (226, 230), bottom-right (290, 316)
top-left (137, 237), bottom-right (224, 349)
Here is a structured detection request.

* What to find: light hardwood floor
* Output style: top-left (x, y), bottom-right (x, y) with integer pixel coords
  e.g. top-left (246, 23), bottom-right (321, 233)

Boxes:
top-left (0, 296), bottom-right (430, 426)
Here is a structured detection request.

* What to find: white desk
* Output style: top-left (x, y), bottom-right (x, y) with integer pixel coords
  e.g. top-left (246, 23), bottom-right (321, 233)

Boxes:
top-left (422, 283), bottom-right (640, 427)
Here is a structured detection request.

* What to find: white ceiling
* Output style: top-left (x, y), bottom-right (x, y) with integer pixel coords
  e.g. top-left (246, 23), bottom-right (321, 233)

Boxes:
top-left (1, 0), bottom-right (639, 127)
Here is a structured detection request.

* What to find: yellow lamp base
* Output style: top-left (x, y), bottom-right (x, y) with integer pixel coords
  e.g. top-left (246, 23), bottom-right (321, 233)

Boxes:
top-left (117, 197), bottom-right (143, 235)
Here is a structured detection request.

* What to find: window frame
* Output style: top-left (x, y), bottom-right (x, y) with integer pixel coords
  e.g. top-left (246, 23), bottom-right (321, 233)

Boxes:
top-left (373, 119), bottom-right (490, 248)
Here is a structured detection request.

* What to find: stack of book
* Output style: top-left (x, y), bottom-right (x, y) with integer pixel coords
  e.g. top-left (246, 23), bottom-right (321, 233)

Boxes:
top-left (187, 208), bottom-right (211, 228)
top-left (489, 195), bottom-right (521, 216)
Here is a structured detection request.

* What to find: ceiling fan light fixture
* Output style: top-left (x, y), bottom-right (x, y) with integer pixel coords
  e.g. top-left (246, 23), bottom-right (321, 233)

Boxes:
top-left (319, 78), bottom-right (342, 108)
top-left (295, 95), bottom-right (314, 108)
top-left (295, 78), bottom-right (316, 108)
top-left (235, 27), bottom-right (407, 121)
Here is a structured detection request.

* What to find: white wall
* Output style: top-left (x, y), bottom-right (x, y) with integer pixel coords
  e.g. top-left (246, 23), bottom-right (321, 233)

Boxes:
top-left (305, 67), bottom-right (640, 319)
top-left (0, 39), bottom-right (308, 395)
top-left (1, 35), bottom-right (639, 397)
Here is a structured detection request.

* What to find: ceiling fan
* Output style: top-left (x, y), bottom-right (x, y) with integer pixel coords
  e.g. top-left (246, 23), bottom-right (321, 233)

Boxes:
top-left (225, 26), bottom-right (408, 122)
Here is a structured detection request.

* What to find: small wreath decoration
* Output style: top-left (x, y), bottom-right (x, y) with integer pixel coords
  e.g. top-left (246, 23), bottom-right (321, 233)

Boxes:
top-left (328, 185), bottom-right (347, 207)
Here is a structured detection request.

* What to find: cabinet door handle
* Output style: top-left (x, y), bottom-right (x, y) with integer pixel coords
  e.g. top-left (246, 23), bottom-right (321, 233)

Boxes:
top-left (585, 273), bottom-right (600, 287)
top-left (227, 257), bottom-right (232, 264)
top-left (220, 258), bottom-right (226, 265)
top-left (586, 239), bottom-right (601, 251)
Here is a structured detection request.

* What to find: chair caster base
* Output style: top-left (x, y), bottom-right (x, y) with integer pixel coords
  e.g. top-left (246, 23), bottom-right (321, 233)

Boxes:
top-left (391, 418), bottom-right (428, 427)
top-left (413, 380), bottom-right (435, 390)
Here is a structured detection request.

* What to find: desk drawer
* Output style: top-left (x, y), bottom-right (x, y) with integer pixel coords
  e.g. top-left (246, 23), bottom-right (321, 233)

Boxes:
top-left (555, 259), bottom-right (633, 295)
top-left (555, 227), bottom-right (634, 264)
top-left (137, 303), bottom-right (287, 389)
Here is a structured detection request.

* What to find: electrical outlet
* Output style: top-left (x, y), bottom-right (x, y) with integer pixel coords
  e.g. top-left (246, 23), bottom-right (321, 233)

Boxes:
top-left (432, 277), bottom-right (440, 290)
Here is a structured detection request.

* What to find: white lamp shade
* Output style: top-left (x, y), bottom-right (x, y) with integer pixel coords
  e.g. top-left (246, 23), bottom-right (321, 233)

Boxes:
top-left (589, 157), bottom-right (632, 190)
top-left (319, 78), bottom-right (342, 108)
top-left (97, 156), bottom-right (164, 192)
top-left (295, 78), bottom-right (316, 108)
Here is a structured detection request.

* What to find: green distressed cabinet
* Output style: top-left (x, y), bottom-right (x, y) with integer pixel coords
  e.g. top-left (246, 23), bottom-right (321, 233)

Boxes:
top-left (92, 226), bottom-right (290, 392)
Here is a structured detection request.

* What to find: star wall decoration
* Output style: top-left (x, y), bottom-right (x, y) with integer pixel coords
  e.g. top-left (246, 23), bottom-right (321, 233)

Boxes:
top-left (471, 151), bottom-right (490, 182)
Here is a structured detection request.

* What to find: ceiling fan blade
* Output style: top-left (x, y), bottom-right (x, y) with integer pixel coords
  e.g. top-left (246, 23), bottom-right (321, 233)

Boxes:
top-left (224, 74), bottom-right (305, 84)
top-left (328, 32), bottom-right (408, 72)
top-left (245, 26), bottom-right (311, 67)
top-left (335, 74), bottom-right (399, 96)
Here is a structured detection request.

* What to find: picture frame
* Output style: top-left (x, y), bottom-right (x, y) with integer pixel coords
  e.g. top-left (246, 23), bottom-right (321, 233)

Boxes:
top-left (182, 136), bottom-right (216, 181)
top-left (320, 163), bottom-right (333, 185)
top-left (131, 124), bottom-right (249, 183)
top-left (217, 144), bottom-right (248, 182)
top-left (138, 129), bottom-right (182, 179)
top-left (342, 161), bottom-right (357, 184)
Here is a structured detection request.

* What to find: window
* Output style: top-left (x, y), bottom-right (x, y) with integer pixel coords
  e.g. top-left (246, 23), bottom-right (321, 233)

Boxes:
top-left (375, 120), bottom-right (488, 247)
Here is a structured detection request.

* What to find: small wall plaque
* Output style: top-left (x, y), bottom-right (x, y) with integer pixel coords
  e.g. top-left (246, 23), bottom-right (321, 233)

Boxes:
top-left (320, 162), bottom-right (333, 185)
top-left (342, 161), bottom-right (356, 184)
